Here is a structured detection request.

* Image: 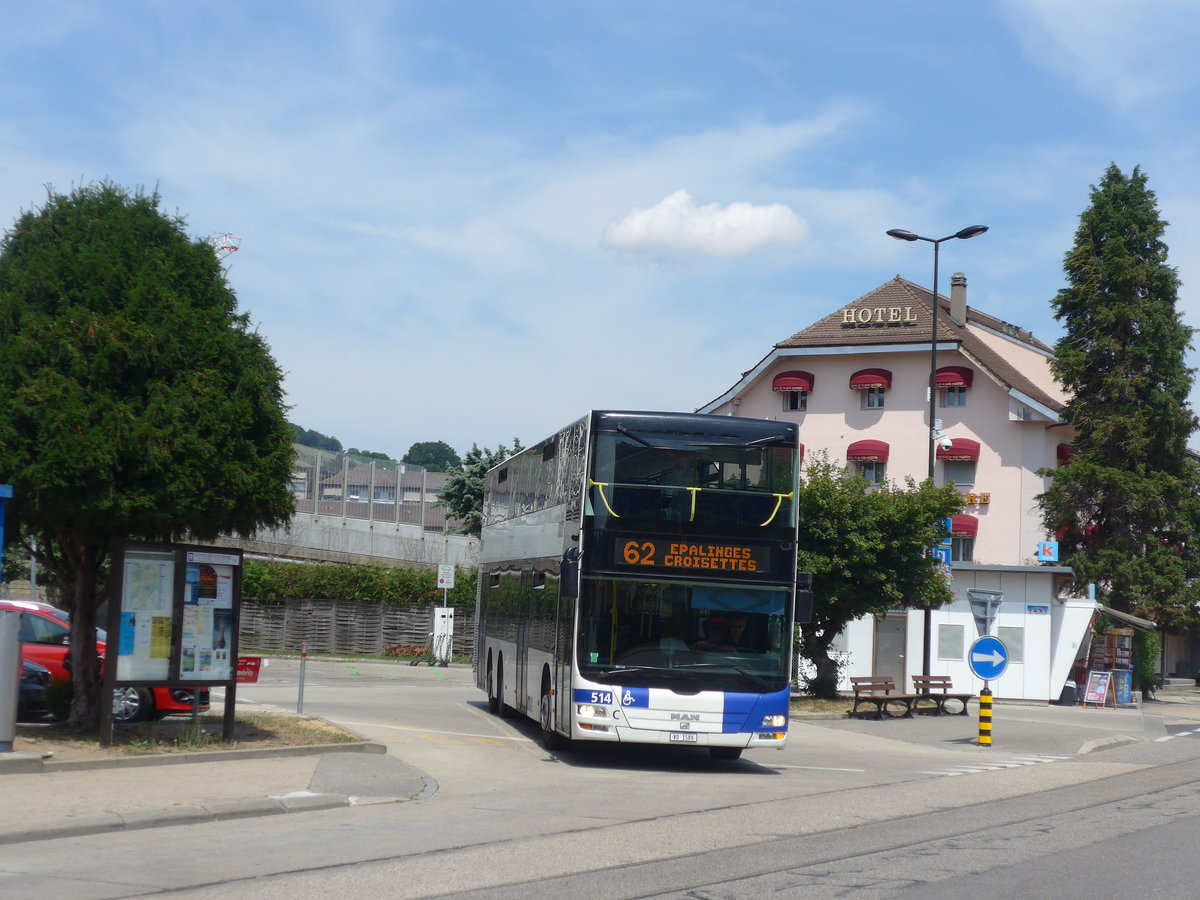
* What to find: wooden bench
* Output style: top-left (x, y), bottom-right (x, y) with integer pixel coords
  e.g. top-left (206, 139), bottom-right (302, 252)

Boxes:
top-left (849, 676), bottom-right (918, 719)
top-left (911, 675), bottom-right (974, 716)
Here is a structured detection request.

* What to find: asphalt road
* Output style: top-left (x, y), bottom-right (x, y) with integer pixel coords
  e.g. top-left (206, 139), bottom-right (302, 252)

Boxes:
top-left (4, 657), bottom-right (1200, 899)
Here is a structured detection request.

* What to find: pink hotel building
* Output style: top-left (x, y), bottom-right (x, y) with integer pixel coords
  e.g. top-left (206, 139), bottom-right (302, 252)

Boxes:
top-left (696, 274), bottom-right (1145, 701)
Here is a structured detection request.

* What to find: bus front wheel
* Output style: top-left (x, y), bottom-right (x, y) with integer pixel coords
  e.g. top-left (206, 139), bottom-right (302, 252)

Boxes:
top-left (710, 747), bottom-right (743, 761)
top-left (540, 687), bottom-right (568, 751)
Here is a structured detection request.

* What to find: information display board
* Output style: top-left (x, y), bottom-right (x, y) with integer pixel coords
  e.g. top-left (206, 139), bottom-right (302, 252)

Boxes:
top-left (103, 540), bottom-right (244, 745)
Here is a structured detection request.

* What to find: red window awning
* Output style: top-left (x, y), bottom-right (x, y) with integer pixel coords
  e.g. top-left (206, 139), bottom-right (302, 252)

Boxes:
top-left (846, 439), bottom-right (889, 461)
top-left (936, 438), bottom-right (980, 461)
top-left (772, 370), bottom-right (814, 393)
top-left (951, 514), bottom-right (978, 537)
top-left (1057, 443), bottom-right (1074, 464)
top-left (933, 365), bottom-right (974, 387)
top-left (849, 368), bottom-right (892, 390)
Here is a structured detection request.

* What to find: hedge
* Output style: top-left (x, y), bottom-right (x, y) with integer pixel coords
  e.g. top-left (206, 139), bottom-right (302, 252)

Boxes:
top-left (242, 560), bottom-right (477, 611)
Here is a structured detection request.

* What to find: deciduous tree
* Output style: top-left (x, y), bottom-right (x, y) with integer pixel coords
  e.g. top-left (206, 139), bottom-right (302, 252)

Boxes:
top-left (403, 440), bottom-right (461, 473)
top-left (0, 182), bottom-right (295, 729)
top-left (795, 455), bottom-right (962, 697)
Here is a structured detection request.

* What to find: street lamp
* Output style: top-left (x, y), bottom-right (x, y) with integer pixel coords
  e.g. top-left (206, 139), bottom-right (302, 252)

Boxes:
top-left (886, 224), bottom-right (988, 677)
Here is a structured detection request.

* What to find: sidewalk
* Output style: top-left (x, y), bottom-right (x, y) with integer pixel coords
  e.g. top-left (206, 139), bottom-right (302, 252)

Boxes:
top-left (4, 689), bottom-right (1199, 848)
top-left (0, 733), bottom-right (433, 846)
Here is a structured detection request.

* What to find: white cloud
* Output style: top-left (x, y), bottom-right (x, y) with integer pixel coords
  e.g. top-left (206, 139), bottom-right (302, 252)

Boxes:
top-left (1002, 0), bottom-right (1200, 113)
top-left (601, 190), bottom-right (809, 260)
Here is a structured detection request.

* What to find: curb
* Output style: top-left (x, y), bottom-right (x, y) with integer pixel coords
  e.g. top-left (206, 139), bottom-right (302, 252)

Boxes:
top-left (0, 739), bottom-right (387, 774)
top-left (1078, 733), bottom-right (1142, 755)
top-left (0, 791), bottom-right (355, 847)
top-left (49, 739), bottom-right (386, 772)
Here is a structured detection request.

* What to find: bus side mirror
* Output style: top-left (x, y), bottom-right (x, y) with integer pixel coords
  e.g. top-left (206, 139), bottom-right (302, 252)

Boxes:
top-left (795, 571), bottom-right (814, 625)
top-left (561, 547), bottom-right (581, 599)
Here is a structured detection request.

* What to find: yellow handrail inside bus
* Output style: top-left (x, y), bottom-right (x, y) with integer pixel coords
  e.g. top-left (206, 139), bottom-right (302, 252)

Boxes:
top-left (760, 491), bottom-right (793, 527)
top-left (686, 487), bottom-right (699, 522)
top-left (589, 479), bottom-right (619, 518)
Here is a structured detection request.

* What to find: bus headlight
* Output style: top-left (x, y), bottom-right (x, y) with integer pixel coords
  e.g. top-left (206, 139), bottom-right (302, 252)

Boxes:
top-left (578, 704), bottom-right (608, 719)
top-left (761, 714), bottom-right (787, 728)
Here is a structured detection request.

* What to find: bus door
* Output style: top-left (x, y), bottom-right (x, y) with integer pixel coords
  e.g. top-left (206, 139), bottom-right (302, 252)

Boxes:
top-left (553, 565), bottom-right (573, 735)
top-left (515, 570), bottom-right (531, 714)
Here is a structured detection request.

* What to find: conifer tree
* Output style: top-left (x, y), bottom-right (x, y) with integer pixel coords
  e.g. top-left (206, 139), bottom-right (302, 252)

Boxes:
top-left (0, 183), bottom-right (295, 729)
top-left (1039, 164), bottom-right (1200, 628)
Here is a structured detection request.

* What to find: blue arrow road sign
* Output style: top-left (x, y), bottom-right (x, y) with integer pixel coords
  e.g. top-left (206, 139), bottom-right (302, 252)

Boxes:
top-left (968, 635), bottom-right (1009, 681)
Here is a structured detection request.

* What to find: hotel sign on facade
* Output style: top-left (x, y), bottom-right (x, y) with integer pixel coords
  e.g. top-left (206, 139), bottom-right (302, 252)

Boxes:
top-left (841, 306), bottom-right (920, 328)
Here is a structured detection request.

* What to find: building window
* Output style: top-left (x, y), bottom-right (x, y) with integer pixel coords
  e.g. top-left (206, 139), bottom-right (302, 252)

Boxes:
top-left (783, 390), bottom-right (807, 411)
top-left (951, 536), bottom-right (974, 562)
top-left (856, 461), bottom-right (887, 484)
top-left (942, 386), bottom-right (968, 407)
top-left (943, 460), bottom-right (977, 487)
top-left (998, 626), bottom-right (1025, 663)
top-left (938, 624), bottom-right (965, 660)
top-left (861, 387), bottom-right (885, 410)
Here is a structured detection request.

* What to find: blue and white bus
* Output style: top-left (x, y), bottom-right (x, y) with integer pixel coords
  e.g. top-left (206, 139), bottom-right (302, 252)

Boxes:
top-left (475, 410), bottom-right (809, 759)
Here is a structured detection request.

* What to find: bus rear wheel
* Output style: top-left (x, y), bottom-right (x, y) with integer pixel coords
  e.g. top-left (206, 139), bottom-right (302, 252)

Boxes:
top-left (710, 747), bottom-right (743, 761)
top-left (494, 661), bottom-right (509, 718)
top-left (486, 664), bottom-right (499, 714)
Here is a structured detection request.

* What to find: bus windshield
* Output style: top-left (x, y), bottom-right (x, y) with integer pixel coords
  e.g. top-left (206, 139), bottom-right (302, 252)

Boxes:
top-left (587, 426), bottom-right (795, 537)
top-left (577, 576), bottom-right (791, 692)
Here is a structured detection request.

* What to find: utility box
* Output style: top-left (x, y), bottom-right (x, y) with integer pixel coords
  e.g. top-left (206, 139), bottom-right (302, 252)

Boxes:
top-left (433, 607), bottom-right (455, 665)
top-left (0, 611), bottom-right (20, 751)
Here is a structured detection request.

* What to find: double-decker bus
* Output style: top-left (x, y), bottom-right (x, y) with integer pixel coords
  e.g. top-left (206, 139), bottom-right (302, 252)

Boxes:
top-left (474, 410), bottom-right (810, 759)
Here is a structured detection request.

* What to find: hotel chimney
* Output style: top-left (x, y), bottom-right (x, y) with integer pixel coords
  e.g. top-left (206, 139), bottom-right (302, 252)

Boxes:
top-left (950, 272), bottom-right (968, 326)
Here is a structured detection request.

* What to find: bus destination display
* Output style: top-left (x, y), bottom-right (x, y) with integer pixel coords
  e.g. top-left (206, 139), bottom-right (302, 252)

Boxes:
top-left (617, 538), bottom-right (770, 573)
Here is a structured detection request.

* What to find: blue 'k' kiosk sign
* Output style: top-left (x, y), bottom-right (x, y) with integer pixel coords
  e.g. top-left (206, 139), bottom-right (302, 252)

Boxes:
top-left (968, 635), bottom-right (1009, 682)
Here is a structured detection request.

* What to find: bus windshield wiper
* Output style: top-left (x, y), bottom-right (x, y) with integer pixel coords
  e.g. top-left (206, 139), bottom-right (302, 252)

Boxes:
top-left (676, 662), bottom-right (771, 690)
top-left (615, 423), bottom-right (661, 449)
top-left (687, 433), bottom-right (787, 449)
top-left (597, 664), bottom-right (675, 678)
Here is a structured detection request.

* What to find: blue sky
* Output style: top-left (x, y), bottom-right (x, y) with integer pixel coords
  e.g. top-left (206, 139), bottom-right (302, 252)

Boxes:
top-left (5, 1), bottom-right (1200, 458)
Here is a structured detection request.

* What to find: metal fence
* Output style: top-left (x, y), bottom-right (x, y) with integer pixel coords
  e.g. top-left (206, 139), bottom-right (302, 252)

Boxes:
top-left (239, 598), bottom-right (476, 659)
top-left (289, 445), bottom-right (459, 532)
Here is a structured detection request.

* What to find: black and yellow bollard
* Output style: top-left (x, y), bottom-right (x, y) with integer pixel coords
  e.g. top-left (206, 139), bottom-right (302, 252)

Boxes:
top-left (978, 687), bottom-right (992, 747)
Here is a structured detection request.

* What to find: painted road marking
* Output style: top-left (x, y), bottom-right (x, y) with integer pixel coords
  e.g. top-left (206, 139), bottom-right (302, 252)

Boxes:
top-left (919, 755), bottom-right (1068, 776)
top-left (770, 765), bottom-right (867, 773)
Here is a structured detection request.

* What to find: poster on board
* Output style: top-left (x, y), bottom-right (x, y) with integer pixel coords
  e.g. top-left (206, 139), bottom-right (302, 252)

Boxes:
top-left (180, 552), bottom-right (238, 681)
top-left (1083, 670), bottom-right (1115, 708)
top-left (115, 549), bottom-right (175, 681)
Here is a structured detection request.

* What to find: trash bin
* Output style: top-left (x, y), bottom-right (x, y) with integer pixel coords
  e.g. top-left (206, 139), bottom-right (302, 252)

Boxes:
top-left (1057, 680), bottom-right (1078, 705)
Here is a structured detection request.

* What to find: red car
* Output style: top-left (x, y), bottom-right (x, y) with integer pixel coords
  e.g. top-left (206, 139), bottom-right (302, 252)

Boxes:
top-left (0, 599), bottom-right (209, 722)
